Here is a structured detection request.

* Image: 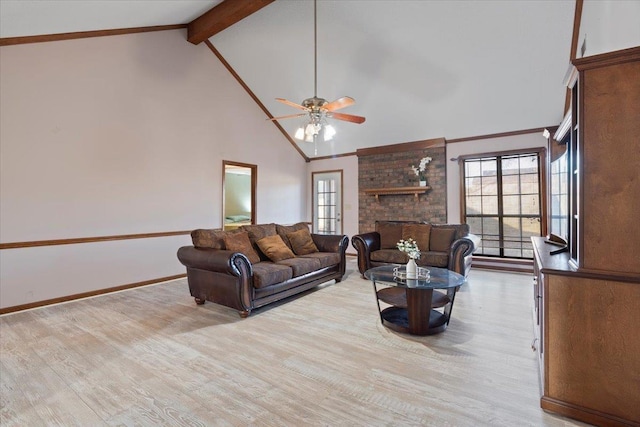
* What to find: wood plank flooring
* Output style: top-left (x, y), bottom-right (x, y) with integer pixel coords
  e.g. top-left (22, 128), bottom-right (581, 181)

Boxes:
top-left (0, 260), bottom-right (589, 426)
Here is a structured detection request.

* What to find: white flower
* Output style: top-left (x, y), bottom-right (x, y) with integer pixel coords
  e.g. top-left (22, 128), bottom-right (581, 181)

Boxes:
top-left (411, 157), bottom-right (432, 178)
top-left (397, 238), bottom-right (421, 260)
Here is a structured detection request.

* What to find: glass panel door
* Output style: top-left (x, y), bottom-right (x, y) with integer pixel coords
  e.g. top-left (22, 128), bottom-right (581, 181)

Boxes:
top-left (312, 171), bottom-right (342, 234)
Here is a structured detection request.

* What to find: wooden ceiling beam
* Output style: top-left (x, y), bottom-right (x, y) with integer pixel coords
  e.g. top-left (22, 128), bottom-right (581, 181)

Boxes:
top-left (187, 0), bottom-right (274, 45)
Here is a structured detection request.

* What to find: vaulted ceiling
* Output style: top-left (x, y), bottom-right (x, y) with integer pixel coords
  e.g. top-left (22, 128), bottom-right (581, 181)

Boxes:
top-left (0, 0), bottom-right (576, 158)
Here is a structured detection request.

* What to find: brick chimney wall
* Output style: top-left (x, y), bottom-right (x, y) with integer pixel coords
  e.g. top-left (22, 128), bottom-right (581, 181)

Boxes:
top-left (358, 145), bottom-right (447, 233)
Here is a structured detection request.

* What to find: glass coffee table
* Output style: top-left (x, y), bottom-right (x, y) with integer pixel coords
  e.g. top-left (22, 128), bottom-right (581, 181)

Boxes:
top-left (364, 265), bottom-right (465, 335)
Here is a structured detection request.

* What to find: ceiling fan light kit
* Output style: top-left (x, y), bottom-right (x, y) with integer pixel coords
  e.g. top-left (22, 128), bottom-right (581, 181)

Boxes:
top-left (271, 0), bottom-right (365, 151)
top-left (295, 119), bottom-right (336, 143)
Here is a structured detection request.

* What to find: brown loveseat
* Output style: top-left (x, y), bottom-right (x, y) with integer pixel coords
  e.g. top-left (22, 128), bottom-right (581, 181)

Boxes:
top-left (177, 222), bottom-right (348, 317)
top-left (351, 221), bottom-right (477, 277)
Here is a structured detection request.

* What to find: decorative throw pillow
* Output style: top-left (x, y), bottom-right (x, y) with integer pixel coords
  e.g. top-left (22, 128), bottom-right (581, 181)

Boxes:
top-left (223, 231), bottom-right (261, 264)
top-left (241, 223), bottom-right (277, 260)
top-left (286, 228), bottom-right (319, 255)
top-left (402, 223), bottom-right (431, 252)
top-left (376, 221), bottom-right (405, 249)
top-left (256, 235), bottom-right (295, 262)
top-left (276, 222), bottom-right (309, 250)
top-left (430, 227), bottom-right (457, 252)
top-left (241, 223), bottom-right (277, 244)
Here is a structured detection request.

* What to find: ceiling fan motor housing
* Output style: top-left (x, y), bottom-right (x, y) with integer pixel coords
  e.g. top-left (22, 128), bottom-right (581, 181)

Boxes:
top-left (302, 97), bottom-right (328, 111)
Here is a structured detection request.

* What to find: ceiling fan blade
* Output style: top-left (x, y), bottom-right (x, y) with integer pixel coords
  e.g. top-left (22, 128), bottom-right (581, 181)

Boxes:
top-left (323, 96), bottom-right (355, 112)
top-left (268, 113), bottom-right (306, 121)
top-left (276, 98), bottom-right (308, 111)
top-left (330, 112), bottom-right (366, 124)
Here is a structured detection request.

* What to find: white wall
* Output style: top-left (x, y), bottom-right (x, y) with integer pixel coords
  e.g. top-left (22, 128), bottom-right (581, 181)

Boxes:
top-left (446, 132), bottom-right (547, 224)
top-left (579, 0), bottom-right (640, 58)
top-left (0, 29), bottom-right (307, 309)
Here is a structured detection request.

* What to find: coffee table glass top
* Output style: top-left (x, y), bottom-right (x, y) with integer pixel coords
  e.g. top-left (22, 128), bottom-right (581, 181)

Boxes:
top-left (364, 265), bottom-right (465, 289)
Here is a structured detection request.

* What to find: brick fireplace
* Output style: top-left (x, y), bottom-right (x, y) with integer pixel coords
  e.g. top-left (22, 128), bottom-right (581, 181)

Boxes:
top-left (357, 138), bottom-right (447, 233)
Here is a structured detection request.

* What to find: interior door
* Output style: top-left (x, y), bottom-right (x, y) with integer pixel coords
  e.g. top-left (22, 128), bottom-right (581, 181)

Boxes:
top-left (312, 170), bottom-right (343, 235)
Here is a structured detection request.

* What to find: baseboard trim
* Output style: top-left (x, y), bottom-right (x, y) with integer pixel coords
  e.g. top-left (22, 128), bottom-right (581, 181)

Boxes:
top-left (473, 264), bottom-right (533, 274)
top-left (0, 273), bottom-right (186, 315)
top-left (472, 256), bottom-right (534, 274)
top-left (540, 396), bottom-right (635, 427)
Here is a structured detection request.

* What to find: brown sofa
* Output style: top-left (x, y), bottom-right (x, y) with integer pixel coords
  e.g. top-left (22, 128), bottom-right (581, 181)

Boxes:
top-left (177, 222), bottom-right (348, 317)
top-left (351, 221), bottom-right (477, 277)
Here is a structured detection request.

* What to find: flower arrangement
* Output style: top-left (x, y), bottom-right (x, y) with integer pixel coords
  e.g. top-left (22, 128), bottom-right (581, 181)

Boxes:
top-left (411, 156), bottom-right (433, 181)
top-left (397, 238), bottom-right (420, 260)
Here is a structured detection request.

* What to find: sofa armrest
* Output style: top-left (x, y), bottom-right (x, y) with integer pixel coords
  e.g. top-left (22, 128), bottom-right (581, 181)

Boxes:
top-left (177, 246), bottom-right (252, 277)
top-left (351, 232), bottom-right (381, 275)
top-left (448, 234), bottom-right (479, 277)
top-left (312, 234), bottom-right (349, 280)
top-left (177, 246), bottom-right (254, 316)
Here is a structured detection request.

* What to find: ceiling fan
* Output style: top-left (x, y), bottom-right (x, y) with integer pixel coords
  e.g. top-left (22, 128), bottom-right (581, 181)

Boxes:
top-left (269, 0), bottom-right (365, 143)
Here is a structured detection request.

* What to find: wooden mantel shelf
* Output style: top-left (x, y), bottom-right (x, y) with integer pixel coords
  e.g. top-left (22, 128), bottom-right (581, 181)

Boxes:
top-left (364, 186), bottom-right (430, 200)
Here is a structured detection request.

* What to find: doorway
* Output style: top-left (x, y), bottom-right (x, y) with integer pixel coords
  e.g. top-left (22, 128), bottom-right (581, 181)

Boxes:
top-left (222, 161), bottom-right (256, 230)
top-left (312, 170), bottom-right (343, 234)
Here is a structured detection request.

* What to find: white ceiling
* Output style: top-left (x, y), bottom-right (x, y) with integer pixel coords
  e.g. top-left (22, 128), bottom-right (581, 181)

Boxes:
top-left (1, 0), bottom-right (576, 158)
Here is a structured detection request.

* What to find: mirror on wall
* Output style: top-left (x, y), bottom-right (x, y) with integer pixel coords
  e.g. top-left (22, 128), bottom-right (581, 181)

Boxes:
top-left (222, 161), bottom-right (256, 230)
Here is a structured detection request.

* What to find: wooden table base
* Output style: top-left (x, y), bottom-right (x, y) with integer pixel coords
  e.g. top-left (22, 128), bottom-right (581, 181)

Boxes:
top-left (379, 288), bottom-right (449, 335)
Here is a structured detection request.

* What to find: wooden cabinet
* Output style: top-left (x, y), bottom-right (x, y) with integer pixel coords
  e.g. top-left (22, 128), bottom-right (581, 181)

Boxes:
top-left (532, 238), bottom-right (640, 426)
top-left (578, 55), bottom-right (640, 274)
top-left (532, 46), bottom-right (640, 426)
top-left (571, 47), bottom-right (640, 274)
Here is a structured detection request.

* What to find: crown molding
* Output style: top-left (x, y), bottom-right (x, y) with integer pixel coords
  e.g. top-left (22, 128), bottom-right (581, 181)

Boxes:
top-left (356, 137), bottom-right (445, 157)
top-left (573, 45), bottom-right (640, 71)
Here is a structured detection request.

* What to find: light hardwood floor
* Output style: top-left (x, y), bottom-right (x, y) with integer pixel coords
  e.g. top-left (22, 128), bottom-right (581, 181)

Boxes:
top-left (1, 259), bottom-right (588, 426)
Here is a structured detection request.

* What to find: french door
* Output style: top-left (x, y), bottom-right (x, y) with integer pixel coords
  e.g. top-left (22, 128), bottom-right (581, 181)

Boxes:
top-left (461, 150), bottom-right (543, 259)
top-left (312, 170), bottom-right (343, 235)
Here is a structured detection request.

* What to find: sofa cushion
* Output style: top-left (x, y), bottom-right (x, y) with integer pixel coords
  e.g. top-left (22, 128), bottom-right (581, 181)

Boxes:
top-left (417, 251), bottom-right (449, 268)
top-left (430, 227), bottom-right (457, 252)
top-left (191, 229), bottom-right (234, 249)
top-left (256, 235), bottom-right (295, 262)
top-left (251, 262), bottom-right (293, 289)
top-left (223, 231), bottom-right (261, 264)
top-left (453, 223), bottom-right (470, 240)
top-left (287, 228), bottom-right (319, 255)
top-left (277, 257), bottom-right (322, 277)
top-left (299, 252), bottom-right (341, 269)
top-left (376, 221), bottom-right (405, 249)
top-left (276, 222), bottom-right (309, 250)
top-left (402, 223), bottom-right (431, 252)
top-left (370, 249), bottom-right (409, 264)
